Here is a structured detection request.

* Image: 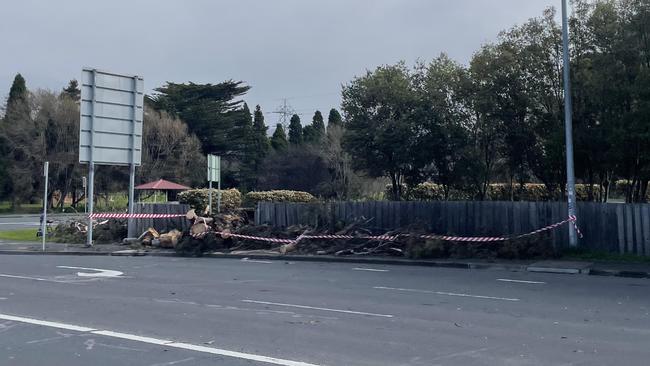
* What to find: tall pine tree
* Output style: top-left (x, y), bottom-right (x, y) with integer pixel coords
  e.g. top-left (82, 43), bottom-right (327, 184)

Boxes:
top-left (271, 124), bottom-right (288, 151)
top-left (288, 114), bottom-right (303, 145)
top-left (147, 81), bottom-right (251, 156)
top-left (304, 110), bottom-right (326, 144)
top-left (251, 105), bottom-right (270, 166)
top-left (1, 74), bottom-right (38, 206)
top-left (327, 108), bottom-right (343, 136)
top-left (61, 79), bottom-right (81, 101)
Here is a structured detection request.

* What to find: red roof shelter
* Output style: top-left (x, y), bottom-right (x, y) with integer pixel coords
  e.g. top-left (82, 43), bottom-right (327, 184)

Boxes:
top-left (135, 179), bottom-right (190, 191)
top-left (135, 179), bottom-right (190, 203)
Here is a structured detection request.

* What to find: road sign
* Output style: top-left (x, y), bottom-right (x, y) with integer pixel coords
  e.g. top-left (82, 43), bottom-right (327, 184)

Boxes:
top-left (79, 68), bottom-right (144, 245)
top-left (207, 154), bottom-right (221, 214)
top-left (79, 68), bottom-right (143, 166)
top-left (207, 154), bottom-right (220, 182)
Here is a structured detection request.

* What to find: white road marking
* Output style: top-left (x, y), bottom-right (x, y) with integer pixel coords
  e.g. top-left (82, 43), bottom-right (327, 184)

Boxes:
top-left (497, 278), bottom-right (546, 284)
top-left (353, 268), bottom-right (389, 272)
top-left (150, 357), bottom-right (195, 366)
top-left (242, 299), bottom-right (394, 318)
top-left (57, 266), bottom-right (124, 278)
top-left (241, 258), bottom-right (273, 264)
top-left (0, 313), bottom-right (322, 366)
top-left (373, 286), bottom-right (520, 302)
top-left (0, 314), bottom-right (96, 332)
top-left (0, 273), bottom-right (67, 283)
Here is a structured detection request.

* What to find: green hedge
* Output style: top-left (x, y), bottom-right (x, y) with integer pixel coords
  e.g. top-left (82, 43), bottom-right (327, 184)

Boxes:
top-left (388, 182), bottom-right (603, 201)
top-left (245, 190), bottom-right (316, 205)
top-left (178, 188), bottom-right (242, 213)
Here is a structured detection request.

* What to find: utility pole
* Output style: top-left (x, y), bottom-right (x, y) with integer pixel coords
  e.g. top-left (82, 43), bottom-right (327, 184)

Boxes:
top-left (562, 0), bottom-right (578, 248)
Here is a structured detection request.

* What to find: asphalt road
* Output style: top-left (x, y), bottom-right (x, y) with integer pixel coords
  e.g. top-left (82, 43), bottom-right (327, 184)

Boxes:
top-left (0, 255), bottom-right (649, 366)
top-left (0, 213), bottom-right (81, 231)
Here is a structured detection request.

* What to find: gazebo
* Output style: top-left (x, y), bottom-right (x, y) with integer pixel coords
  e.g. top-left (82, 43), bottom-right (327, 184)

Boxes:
top-left (135, 179), bottom-right (190, 203)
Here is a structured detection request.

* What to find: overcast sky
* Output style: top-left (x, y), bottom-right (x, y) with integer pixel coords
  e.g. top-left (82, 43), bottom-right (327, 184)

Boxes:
top-left (1, 0), bottom-right (557, 124)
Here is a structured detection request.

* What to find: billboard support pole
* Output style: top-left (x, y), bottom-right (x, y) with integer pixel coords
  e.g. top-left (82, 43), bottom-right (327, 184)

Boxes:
top-left (41, 162), bottom-right (49, 252)
top-left (127, 75), bottom-right (138, 238)
top-left (209, 180), bottom-right (213, 215)
top-left (87, 163), bottom-right (95, 247)
top-left (86, 69), bottom-right (97, 247)
top-left (217, 156), bottom-right (221, 214)
top-left (128, 163), bottom-right (135, 237)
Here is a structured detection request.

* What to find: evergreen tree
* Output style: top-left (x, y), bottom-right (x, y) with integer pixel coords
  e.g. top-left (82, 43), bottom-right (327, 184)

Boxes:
top-left (251, 105), bottom-right (270, 169)
top-left (238, 103), bottom-right (271, 189)
top-left (5, 74), bottom-right (29, 119)
top-left (304, 110), bottom-right (326, 144)
top-left (1, 74), bottom-right (38, 206)
top-left (62, 79), bottom-right (81, 101)
top-left (312, 110), bottom-right (326, 136)
top-left (147, 81), bottom-right (251, 156)
top-left (288, 114), bottom-right (303, 145)
top-left (271, 123), bottom-right (288, 151)
top-left (303, 125), bottom-right (318, 144)
top-left (327, 108), bottom-right (343, 135)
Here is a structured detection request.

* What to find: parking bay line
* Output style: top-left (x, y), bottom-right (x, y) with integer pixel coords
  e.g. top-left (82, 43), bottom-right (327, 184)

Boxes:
top-left (0, 313), bottom-right (321, 366)
top-left (373, 286), bottom-right (520, 302)
top-left (242, 299), bottom-right (395, 318)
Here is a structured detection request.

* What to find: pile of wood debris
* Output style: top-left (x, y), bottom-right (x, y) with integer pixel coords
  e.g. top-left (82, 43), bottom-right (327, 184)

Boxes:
top-left (186, 216), bottom-right (418, 257)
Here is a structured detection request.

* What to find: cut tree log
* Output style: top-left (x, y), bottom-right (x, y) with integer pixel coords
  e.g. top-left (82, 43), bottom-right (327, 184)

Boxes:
top-left (159, 229), bottom-right (182, 248)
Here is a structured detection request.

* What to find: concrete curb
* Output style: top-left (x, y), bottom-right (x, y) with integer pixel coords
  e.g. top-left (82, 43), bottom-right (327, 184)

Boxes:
top-left (203, 252), bottom-right (530, 271)
top-left (0, 249), bottom-right (648, 278)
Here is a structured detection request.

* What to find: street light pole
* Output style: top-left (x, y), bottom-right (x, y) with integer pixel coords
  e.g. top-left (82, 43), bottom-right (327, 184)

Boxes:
top-left (562, 0), bottom-right (578, 247)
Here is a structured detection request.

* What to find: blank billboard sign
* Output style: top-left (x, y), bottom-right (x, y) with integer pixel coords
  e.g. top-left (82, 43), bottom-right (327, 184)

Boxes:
top-left (79, 68), bottom-right (144, 166)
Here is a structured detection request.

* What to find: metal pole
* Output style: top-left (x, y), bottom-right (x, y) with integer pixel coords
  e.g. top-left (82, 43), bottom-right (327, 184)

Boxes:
top-left (41, 162), bottom-right (49, 252)
top-left (127, 164), bottom-right (135, 238)
top-left (87, 69), bottom-right (97, 247)
top-left (217, 157), bottom-right (221, 214)
top-left (87, 163), bottom-right (95, 247)
top-left (208, 180), bottom-right (213, 215)
top-left (82, 176), bottom-right (87, 214)
top-left (562, 0), bottom-right (578, 247)
top-left (127, 75), bottom-right (138, 239)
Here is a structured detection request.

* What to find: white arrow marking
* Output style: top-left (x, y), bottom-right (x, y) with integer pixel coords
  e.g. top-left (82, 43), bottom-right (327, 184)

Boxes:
top-left (57, 266), bottom-right (124, 278)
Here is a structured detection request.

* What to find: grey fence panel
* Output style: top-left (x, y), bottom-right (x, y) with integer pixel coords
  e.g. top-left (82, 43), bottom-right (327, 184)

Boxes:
top-left (134, 203), bottom-right (189, 235)
top-left (255, 200), bottom-right (650, 255)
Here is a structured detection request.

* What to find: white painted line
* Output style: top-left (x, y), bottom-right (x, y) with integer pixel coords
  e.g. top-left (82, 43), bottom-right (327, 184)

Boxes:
top-left (170, 342), bottom-right (319, 366)
top-left (57, 266), bottom-right (124, 278)
top-left (353, 268), bottom-right (389, 272)
top-left (91, 330), bottom-right (173, 346)
top-left (0, 313), bottom-right (322, 366)
top-left (0, 314), bottom-right (96, 332)
top-left (242, 299), bottom-right (394, 318)
top-left (497, 278), bottom-right (546, 285)
top-left (373, 286), bottom-right (520, 302)
top-left (241, 258), bottom-right (273, 264)
top-left (0, 273), bottom-right (66, 283)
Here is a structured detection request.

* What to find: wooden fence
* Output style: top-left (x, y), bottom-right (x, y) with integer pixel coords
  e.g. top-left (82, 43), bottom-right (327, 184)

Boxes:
top-left (134, 203), bottom-right (189, 235)
top-left (255, 201), bottom-right (650, 255)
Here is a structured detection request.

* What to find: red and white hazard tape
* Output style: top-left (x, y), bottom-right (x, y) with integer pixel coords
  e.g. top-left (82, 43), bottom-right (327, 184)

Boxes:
top-left (89, 213), bottom-right (187, 219)
top-left (191, 216), bottom-right (583, 243)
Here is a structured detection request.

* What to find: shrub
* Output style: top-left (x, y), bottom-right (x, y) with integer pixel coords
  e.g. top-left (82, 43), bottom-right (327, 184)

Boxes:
top-left (409, 182), bottom-right (445, 201)
top-left (178, 188), bottom-right (242, 213)
top-left (245, 190), bottom-right (316, 205)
